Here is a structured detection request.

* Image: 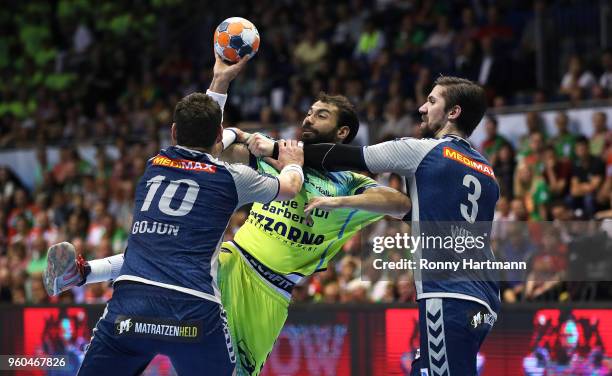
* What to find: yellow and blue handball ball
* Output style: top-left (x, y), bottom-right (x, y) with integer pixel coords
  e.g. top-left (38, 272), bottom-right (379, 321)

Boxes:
top-left (214, 17), bottom-right (260, 63)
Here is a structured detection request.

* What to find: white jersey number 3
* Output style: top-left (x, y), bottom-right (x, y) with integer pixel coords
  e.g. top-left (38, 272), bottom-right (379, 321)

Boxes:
top-left (460, 174), bottom-right (481, 223)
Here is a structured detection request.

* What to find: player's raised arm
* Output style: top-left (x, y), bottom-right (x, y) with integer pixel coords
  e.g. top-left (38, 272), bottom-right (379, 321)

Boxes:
top-left (208, 53), bottom-right (249, 95)
top-left (206, 53), bottom-right (255, 164)
top-left (305, 186), bottom-right (411, 219)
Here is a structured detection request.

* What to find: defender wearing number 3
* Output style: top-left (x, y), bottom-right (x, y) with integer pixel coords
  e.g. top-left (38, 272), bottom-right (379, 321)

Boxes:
top-left (301, 76), bottom-right (500, 376)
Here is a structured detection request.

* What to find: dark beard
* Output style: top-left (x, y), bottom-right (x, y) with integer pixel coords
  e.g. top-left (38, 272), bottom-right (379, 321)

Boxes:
top-left (420, 125), bottom-right (437, 138)
top-left (420, 121), bottom-right (443, 138)
top-left (301, 127), bottom-right (339, 145)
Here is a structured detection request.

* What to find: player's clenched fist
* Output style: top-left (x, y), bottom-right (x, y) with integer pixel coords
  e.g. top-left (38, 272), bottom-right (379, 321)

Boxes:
top-left (246, 133), bottom-right (275, 157)
top-left (277, 139), bottom-right (304, 169)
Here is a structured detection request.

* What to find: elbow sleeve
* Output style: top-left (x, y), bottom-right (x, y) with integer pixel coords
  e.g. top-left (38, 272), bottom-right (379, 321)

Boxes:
top-left (303, 143), bottom-right (368, 172)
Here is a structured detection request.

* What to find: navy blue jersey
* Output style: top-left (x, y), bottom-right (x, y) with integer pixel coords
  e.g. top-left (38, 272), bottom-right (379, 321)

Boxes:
top-left (364, 135), bottom-right (501, 316)
top-left (115, 145), bottom-right (280, 304)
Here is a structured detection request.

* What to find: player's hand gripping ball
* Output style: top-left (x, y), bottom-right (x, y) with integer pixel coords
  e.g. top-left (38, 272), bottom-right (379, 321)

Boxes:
top-left (214, 17), bottom-right (260, 63)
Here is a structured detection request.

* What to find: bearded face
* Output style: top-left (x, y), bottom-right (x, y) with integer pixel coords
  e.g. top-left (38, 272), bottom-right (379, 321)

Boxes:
top-left (301, 101), bottom-right (346, 144)
top-left (418, 85), bottom-right (451, 138)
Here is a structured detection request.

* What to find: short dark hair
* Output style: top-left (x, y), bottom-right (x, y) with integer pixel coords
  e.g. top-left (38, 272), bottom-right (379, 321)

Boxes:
top-left (434, 76), bottom-right (487, 137)
top-left (173, 93), bottom-right (222, 148)
top-left (575, 135), bottom-right (589, 145)
top-left (317, 92), bottom-right (359, 144)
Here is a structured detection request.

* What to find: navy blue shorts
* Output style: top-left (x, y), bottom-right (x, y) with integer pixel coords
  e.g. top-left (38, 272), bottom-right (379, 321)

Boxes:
top-left (410, 298), bottom-right (496, 376)
top-left (78, 282), bottom-right (236, 376)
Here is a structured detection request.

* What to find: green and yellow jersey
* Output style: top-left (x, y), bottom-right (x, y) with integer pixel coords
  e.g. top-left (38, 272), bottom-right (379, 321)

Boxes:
top-left (220, 158), bottom-right (384, 375)
top-left (232, 158), bottom-right (383, 277)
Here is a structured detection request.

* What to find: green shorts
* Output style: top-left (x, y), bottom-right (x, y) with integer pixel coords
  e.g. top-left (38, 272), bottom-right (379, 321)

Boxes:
top-left (218, 241), bottom-right (291, 376)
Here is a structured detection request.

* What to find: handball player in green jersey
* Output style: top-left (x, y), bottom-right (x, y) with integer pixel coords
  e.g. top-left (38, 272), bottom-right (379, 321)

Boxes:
top-left (43, 55), bottom-right (410, 376)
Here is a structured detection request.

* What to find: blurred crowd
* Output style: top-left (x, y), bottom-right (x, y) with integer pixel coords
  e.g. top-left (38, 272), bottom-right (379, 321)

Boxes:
top-left (1, 1), bottom-right (611, 147)
top-left (2, 107), bottom-right (612, 305)
top-left (1, 0), bottom-right (612, 305)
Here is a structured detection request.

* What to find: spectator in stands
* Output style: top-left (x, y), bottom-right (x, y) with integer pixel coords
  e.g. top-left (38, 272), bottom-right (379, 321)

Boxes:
top-left (33, 147), bottom-right (52, 189)
top-left (0, 167), bottom-right (22, 202)
top-left (394, 273), bottom-right (416, 303)
top-left (480, 115), bottom-right (509, 160)
top-left (560, 55), bottom-right (597, 101)
top-left (393, 13), bottom-right (426, 58)
top-left (413, 66), bottom-right (432, 106)
top-left (424, 15), bottom-right (455, 51)
top-left (354, 18), bottom-right (385, 63)
top-left (524, 228), bottom-right (567, 301)
top-left (344, 277), bottom-right (371, 303)
top-left (423, 15), bottom-right (455, 70)
top-left (542, 145), bottom-right (571, 200)
top-left (514, 162), bottom-right (550, 220)
top-left (493, 142), bottom-right (516, 198)
top-left (86, 200), bottom-right (108, 248)
top-left (455, 7), bottom-right (479, 52)
top-left (11, 287), bottom-right (26, 304)
top-left (595, 165), bottom-right (612, 217)
top-left (590, 111), bottom-right (609, 157)
top-left (493, 196), bottom-right (513, 241)
top-left (338, 257), bottom-right (359, 292)
top-left (476, 36), bottom-right (510, 101)
top-left (455, 38), bottom-right (480, 82)
top-left (499, 222), bottom-right (536, 302)
top-left (7, 190), bottom-right (38, 240)
top-left (476, 5), bottom-right (513, 43)
top-left (598, 49), bottom-right (612, 96)
top-left (27, 235), bottom-right (48, 275)
top-left (322, 282), bottom-right (341, 304)
top-left (519, 132), bottom-right (545, 170)
top-left (494, 196), bottom-right (513, 223)
top-left (519, 111), bottom-right (547, 152)
top-left (29, 277), bottom-right (50, 304)
top-left (570, 136), bottom-right (606, 218)
top-left (378, 98), bottom-right (413, 139)
top-left (29, 210), bottom-right (60, 248)
top-left (51, 146), bottom-right (76, 185)
top-left (552, 112), bottom-right (577, 160)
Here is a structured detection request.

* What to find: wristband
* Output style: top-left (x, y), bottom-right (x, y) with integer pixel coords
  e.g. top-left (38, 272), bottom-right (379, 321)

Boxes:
top-left (222, 128), bottom-right (238, 150)
top-left (205, 90), bottom-right (228, 110)
top-left (281, 164), bottom-right (304, 185)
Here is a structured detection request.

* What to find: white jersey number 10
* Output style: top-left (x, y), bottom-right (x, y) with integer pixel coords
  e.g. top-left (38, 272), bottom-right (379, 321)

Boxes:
top-left (141, 175), bottom-right (199, 217)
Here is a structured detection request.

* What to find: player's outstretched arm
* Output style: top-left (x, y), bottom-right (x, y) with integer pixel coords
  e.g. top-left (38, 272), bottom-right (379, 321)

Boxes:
top-left (253, 141), bottom-right (370, 172)
top-left (304, 187), bottom-right (411, 219)
top-left (301, 138), bottom-right (434, 176)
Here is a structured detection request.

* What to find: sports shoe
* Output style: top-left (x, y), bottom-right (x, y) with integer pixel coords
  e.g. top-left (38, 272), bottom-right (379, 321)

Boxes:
top-left (43, 242), bottom-right (89, 296)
